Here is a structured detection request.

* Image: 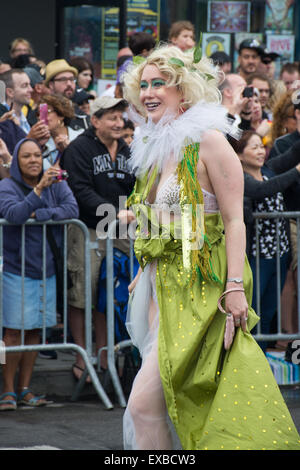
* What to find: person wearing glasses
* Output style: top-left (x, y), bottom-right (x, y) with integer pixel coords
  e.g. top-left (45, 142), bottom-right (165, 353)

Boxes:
top-left (45, 59), bottom-right (90, 131)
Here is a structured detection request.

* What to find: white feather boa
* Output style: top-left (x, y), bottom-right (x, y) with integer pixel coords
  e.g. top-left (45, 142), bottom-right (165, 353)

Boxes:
top-left (128, 101), bottom-right (240, 176)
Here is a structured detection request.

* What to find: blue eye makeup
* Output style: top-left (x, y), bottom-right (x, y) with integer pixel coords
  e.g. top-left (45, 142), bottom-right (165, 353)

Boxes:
top-left (140, 78), bottom-right (167, 90)
top-left (140, 80), bottom-right (149, 90)
top-left (152, 79), bottom-right (166, 88)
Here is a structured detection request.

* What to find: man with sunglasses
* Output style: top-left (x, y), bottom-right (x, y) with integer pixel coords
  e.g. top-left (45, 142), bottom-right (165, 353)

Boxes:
top-left (45, 59), bottom-right (90, 130)
top-left (260, 49), bottom-right (280, 80)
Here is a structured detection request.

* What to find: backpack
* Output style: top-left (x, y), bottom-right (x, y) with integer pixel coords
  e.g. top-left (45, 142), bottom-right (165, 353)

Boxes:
top-left (97, 248), bottom-right (140, 343)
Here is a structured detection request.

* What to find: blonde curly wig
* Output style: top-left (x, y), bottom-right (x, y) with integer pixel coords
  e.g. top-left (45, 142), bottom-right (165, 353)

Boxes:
top-left (122, 44), bottom-right (222, 117)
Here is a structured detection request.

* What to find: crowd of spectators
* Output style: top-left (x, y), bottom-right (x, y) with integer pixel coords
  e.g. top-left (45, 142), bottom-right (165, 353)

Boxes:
top-left (1, 25), bottom-right (300, 408)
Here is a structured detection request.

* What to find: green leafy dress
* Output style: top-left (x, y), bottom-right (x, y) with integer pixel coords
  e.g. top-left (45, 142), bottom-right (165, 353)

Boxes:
top-left (123, 143), bottom-right (300, 451)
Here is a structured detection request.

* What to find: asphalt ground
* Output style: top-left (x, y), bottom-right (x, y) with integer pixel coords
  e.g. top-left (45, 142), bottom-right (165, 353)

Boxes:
top-left (0, 349), bottom-right (300, 452)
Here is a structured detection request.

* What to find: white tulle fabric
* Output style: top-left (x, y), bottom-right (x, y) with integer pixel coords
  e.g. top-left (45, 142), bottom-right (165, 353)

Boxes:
top-left (124, 263), bottom-right (178, 450)
top-left (127, 101), bottom-right (241, 176)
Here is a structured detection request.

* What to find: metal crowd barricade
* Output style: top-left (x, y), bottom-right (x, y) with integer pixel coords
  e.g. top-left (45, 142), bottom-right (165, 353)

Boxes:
top-left (0, 218), bottom-right (113, 410)
top-left (252, 211), bottom-right (300, 344)
top-left (97, 219), bottom-right (135, 408)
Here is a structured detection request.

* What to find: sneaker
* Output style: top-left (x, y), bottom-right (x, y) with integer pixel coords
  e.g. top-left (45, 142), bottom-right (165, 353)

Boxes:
top-left (38, 350), bottom-right (57, 360)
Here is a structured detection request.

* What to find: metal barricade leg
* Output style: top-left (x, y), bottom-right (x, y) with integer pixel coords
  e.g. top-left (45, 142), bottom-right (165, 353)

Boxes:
top-left (106, 230), bottom-right (127, 408)
top-left (70, 221), bottom-right (113, 409)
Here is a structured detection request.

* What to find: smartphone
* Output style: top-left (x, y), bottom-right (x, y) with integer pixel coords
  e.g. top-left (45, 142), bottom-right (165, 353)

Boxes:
top-left (0, 81), bottom-right (5, 104)
top-left (39, 103), bottom-right (48, 125)
top-left (242, 86), bottom-right (254, 98)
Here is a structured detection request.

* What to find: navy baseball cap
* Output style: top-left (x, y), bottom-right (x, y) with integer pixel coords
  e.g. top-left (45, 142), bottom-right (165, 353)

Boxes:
top-left (238, 39), bottom-right (264, 55)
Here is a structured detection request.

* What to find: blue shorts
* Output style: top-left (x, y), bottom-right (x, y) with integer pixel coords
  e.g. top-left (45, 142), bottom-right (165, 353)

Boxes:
top-left (2, 272), bottom-right (57, 330)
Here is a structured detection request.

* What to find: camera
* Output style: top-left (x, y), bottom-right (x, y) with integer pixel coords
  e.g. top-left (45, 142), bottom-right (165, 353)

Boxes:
top-left (55, 170), bottom-right (68, 181)
top-left (242, 86), bottom-right (254, 98)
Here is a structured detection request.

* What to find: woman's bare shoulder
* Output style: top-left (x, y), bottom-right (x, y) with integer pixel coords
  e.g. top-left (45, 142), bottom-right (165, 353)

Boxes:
top-left (201, 129), bottom-right (230, 152)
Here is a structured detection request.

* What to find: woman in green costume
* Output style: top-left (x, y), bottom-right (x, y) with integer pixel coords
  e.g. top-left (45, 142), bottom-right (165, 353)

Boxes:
top-left (121, 44), bottom-right (300, 450)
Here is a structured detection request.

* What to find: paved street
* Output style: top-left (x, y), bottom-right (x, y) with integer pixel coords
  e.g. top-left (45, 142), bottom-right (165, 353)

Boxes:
top-left (0, 387), bottom-right (300, 451)
top-left (0, 399), bottom-right (124, 450)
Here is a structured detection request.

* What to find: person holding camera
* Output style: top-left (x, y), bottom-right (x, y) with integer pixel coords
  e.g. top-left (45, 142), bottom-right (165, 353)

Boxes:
top-left (220, 73), bottom-right (255, 134)
top-left (39, 93), bottom-right (83, 169)
top-left (0, 138), bottom-right (78, 410)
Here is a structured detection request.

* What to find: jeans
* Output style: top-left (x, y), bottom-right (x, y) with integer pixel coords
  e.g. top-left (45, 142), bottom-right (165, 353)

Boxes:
top-left (249, 251), bottom-right (289, 353)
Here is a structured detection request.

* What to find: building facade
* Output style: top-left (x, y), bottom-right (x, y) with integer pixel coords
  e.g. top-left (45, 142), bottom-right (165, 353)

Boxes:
top-left (0, 0), bottom-right (299, 80)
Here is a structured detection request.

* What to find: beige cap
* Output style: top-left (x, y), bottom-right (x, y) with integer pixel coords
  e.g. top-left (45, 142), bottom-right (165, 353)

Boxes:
top-left (45, 59), bottom-right (78, 85)
top-left (90, 96), bottom-right (128, 115)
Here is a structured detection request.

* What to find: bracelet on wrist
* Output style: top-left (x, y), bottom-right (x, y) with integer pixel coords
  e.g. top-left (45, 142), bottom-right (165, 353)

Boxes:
top-left (218, 287), bottom-right (245, 315)
top-left (227, 278), bottom-right (244, 284)
top-left (1, 161), bottom-right (12, 168)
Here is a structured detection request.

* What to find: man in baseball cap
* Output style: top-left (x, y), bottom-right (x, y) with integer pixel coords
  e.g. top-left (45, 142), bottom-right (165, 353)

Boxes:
top-left (210, 51), bottom-right (231, 74)
top-left (23, 65), bottom-right (49, 126)
top-left (60, 94), bottom-right (134, 377)
top-left (90, 95), bottom-right (128, 116)
top-left (260, 47), bottom-right (280, 79)
top-left (72, 87), bottom-right (95, 116)
top-left (238, 38), bottom-right (264, 79)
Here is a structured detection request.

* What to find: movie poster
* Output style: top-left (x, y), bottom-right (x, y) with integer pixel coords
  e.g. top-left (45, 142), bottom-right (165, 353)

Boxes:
top-left (208, 1), bottom-right (250, 33)
top-left (265, 0), bottom-right (294, 33)
top-left (202, 33), bottom-right (231, 57)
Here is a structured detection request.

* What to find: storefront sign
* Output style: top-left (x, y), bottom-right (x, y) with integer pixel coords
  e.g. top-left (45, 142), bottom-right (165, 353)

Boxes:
top-left (266, 34), bottom-right (295, 62)
top-left (202, 33), bottom-right (231, 57)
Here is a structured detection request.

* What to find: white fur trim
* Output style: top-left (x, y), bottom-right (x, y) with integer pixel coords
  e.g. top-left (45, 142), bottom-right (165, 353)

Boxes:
top-left (128, 101), bottom-right (240, 176)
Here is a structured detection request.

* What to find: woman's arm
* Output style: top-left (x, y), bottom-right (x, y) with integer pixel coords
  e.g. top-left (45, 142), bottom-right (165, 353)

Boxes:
top-left (0, 184), bottom-right (44, 224)
top-left (267, 139), bottom-right (300, 174)
top-left (244, 167), bottom-right (300, 200)
top-left (199, 130), bottom-right (248, 329)
top-left (35, 181), bottom-right (79, 221)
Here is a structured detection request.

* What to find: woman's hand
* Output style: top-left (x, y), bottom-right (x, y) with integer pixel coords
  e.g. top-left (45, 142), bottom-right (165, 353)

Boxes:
top-left (0, 110), bottom-right (20, 126)
top-left (0, 138), bottom-right (12, 165)
top-left (256, 119), bottom-right (270, 138)
top-left (34, 166), bottom-right (61, 197)
top-left (28, 122), bottom-right (50, 147)
top-left (225, 289), bottom-right (248, 332)
top-left (54, 134), bottom-right (70, 153)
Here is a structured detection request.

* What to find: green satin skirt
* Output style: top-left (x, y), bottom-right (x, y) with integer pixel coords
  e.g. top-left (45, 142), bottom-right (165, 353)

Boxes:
top-left (153, 213), bottom-right (300, 450)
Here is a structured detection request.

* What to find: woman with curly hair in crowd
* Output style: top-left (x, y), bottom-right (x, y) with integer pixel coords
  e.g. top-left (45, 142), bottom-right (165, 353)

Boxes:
top-left (39, 94), bottom-right (83, 169)
top-left (269, 89), bottom-right (298, 151)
